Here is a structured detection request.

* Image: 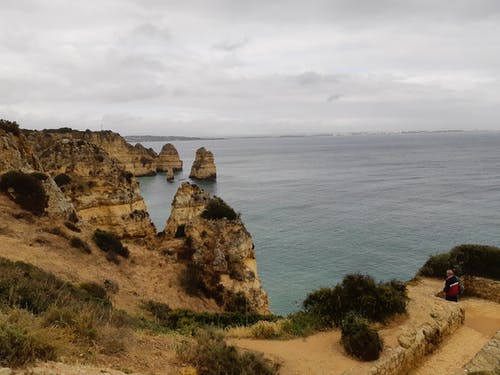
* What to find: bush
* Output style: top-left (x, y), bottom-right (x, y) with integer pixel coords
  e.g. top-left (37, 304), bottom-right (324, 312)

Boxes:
top-left (201, 197), bottom-right (239, 221)
top-left (93, 229), bottom-right (129, 259)
top-left (418, 244), bottom-right (500, 280)
top-left (79, 282), bottom-right (109, 305)
top-left (0, 320), bottom-right (56, 367)
top-left (64, 221), bottom-right (81, 232)
top-left (303, 274), bottom-right (408, 327)
top-left (280, 311), bottom-right (323, 337)
top-left (69, 236), bottom-right (91, 254)
top-left (0, 257), bottom-right (111, 314)
top-left (143, 300), bottom-right (278, 331)
top-left (54, 173), bottom-right (71, 187)
top-left (177, 330), bottom-right (279, 375)
top-left (29, 172), bottom-right (49, 181)
top-left (341, 313), bottom-right (383, 361)
top-left (179, 263), bottom-right (223, 302)
top-left (174, 224), bottom-right (186, 238)
top-left (0, 171), bottom-right (48, 216)
top-left (0, 119), bottom-right (21, 136)
top-left (224, 291), bottom-right (253, 314)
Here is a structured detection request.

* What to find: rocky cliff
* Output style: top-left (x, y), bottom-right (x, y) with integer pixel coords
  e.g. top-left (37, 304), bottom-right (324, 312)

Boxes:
top-left (189, 147), bottom-right (216, 180)
top-left (164, 182), bottom-right (269, 314)
top-left (0, 121), bottom-right (75, 218)
top-left (24, 130), bottom-right (155, 238)
top-left (157, 143), bottom-right (183, 172)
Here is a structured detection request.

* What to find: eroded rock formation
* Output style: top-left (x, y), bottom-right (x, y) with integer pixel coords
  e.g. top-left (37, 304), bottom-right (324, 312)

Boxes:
top-left (189, 147), bottom-right (216, 180)
top-left (164, 182), bottom-right (269, 314)
top-left (157, 143), bottom-right (183, 172)
top-left (24, 130), bottom-right (155, 238)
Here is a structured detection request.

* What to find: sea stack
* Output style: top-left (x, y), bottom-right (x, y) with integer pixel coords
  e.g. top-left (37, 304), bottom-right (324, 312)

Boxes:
top-left (164, 182), bottom-right (269, 314)
top-left (189, 147), bottom-right (216, 180)
top-left (166, 168), bottom-right (174, 182)
top-left (157, 143), bottom-right (183, 172)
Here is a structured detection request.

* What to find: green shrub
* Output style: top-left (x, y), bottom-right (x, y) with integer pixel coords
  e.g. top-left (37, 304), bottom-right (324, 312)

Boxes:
top-left (69, 236), bottom-right (91, 254)
top-left (281, 311), bottom-right (323, 337)
top-left (341, 312), bottom-right (383, 361)
top-left (0, 171), bottom-right (48, 216)
top-left (64, 221), bottom-right (81, 233)
top-left (54, 173), bottom-right (71, 187)
top-left (79, 282), bottom-right (109, 305)
top-left (201, 197), bottom-right (239, 220)
top-left (174, 224), bottom-right (186, 238)
top-left (93, 229), bottom-right (129, 259)
top-left (418, 244), bottom-right (500, 280)
top-left (0, 320), bottom-right (56, 367)
top-left (143, 300), bottom-right (278, 331)
top-left (0, 257), bottom-right (110, 314)
top-left (29, 172), bottom-right (49, 181)
top-left (303, 274), bottom-right (408, 327)
top-left (177, 330), bottom-right (279, 375)
top-left (224, 291), bottom-right (253, 314)
top-left (0, 119), bottom-right (21, 136)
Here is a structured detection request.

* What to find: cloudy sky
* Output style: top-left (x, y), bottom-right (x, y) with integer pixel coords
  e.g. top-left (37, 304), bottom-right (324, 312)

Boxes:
top-left (1, 0), bottom-right (500, 136)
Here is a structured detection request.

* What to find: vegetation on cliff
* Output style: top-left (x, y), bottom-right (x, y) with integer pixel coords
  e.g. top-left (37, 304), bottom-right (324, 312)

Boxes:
top-left (201, 197), bottom-right (239, 220)
top-left (418, 244), bottom-right (500, 280)
top-left (0, 170), bottom-right (49, 216)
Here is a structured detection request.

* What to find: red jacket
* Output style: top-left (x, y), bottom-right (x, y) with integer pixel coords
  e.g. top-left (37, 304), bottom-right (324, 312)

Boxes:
top-left (444, 275), bottom-right (460, 298)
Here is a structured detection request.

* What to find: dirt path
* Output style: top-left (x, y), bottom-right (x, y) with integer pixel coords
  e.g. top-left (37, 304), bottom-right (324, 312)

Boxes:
top-left (230, 279), bottom-right (500, 375)
top-left (410, 297), bottom-right (500, 375)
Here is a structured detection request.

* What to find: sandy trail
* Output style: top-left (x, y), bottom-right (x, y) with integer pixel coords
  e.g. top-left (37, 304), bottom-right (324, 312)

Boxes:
top-left (410, 297), bottom-right (500, 375)
top-left (231, 279), bottom-right (500, 375)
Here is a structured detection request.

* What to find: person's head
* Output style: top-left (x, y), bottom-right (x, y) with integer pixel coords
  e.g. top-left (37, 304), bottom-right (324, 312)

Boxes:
top-left (446, 269), bottom-right (454, 278)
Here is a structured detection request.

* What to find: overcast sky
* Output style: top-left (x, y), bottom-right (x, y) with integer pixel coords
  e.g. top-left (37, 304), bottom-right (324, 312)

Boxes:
top-left (1, 0), bottom-right (500, 136)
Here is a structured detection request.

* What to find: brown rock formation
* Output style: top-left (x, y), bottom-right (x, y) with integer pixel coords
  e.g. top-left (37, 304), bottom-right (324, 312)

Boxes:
top-left (157, 143), bottom-right (183, 172)
top-left (164, 182), bottom-right (269, 314)
top-left (24, 130), bottom-right (155, 238)
top-left (0, 122), bottom-right (75, 218)
top-left (189, 147), bottom-right (216, 180)
top-left (166, 168), bottom-right (174, 182)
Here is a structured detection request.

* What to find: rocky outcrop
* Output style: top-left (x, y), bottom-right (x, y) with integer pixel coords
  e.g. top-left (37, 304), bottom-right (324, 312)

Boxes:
top-left (24, 131), bottom-right (155, 238)
top-left (189, 147), bottom-right (216, 180)
top-left (166, 168), bottom-right (174, 182)
top-left (73, 130), bottom-right (159, 177)
top-left (0, 122), bottom-right (76, 219)
top-left (463, 276), bottom-right (500, 303)
top-left (157, 143), bottom-right (182, 172)
top-left (463, 331), bottom-right (500, 374)
top-left (164, 182), bottom-right (269, 314)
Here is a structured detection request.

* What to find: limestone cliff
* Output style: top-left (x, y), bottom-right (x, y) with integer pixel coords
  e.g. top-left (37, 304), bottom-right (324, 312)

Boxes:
top-left (189, 147), bottom-right (216, 180)
top-left (75, 130), bottom-right (159, 177)
top-left (24, 130), bottom-right (155, 238)
top-left (164, 182), bottom-right (269, 314)
top-left (157, 143), bottom-right (183, 172)
top-left (0, 121), bottom-right (75, 218)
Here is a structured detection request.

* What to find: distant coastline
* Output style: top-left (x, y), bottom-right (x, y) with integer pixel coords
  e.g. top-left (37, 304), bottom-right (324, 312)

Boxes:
top-left (124, 135), bottom-right (225, 142)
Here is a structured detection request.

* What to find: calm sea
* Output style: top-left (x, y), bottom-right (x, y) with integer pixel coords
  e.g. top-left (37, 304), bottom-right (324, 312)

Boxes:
top-left (136, 132), bottom-right (500, 315)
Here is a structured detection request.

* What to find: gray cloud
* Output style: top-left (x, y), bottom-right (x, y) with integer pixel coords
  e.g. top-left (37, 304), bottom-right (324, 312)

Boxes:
top-left (1, 1), bottom-right (500, 136)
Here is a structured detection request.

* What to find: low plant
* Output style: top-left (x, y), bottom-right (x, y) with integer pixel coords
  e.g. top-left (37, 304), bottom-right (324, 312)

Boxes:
top-left (54, 173), bottom-right (71, 187)
top-left (418, 244), bottom-right (500, 280)
top-left (340, 312), bottom-right (383, 361)
top-left (0, 319), bottom-right (57, 367)
top-left (201, 197), bottom-right (239, 221)
top-left (93, 229), bottom-right (129, 259)
top-left (0, 119), bottom-right (21, 136)
top-left (0, 170), bottom-right (48, 216)
top-left (177, 330), bottom-right (279, 375)
top-left (64, 221), bottom-right (81, 233)
top-left (69, 236), bottom-right (91, 254)
top-left (303, 274), bottom-right (408, 327)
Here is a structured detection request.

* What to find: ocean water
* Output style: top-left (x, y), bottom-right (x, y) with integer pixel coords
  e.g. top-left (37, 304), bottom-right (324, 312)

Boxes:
top-left (136, 132), bottom-right (500, 316)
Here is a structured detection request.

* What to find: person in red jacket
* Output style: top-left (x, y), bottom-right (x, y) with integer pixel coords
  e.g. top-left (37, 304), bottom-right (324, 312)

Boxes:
top-left (444, 269), bottom-right (460, 302)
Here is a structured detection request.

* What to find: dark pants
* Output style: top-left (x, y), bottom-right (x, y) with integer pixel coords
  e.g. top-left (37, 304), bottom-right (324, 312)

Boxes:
top-left (446, 295), bottom-right (458, 302)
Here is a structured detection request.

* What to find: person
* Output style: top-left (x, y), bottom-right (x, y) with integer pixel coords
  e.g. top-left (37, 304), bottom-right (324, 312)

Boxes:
top-left (444, 269), bottom-right (460, 302)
